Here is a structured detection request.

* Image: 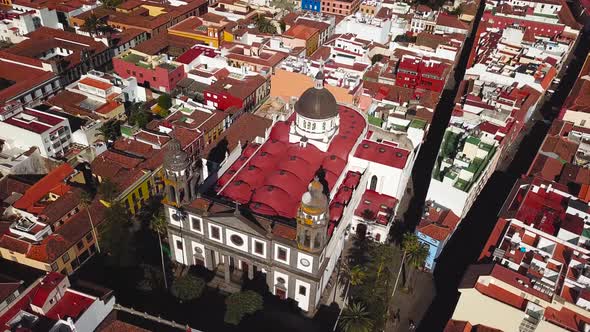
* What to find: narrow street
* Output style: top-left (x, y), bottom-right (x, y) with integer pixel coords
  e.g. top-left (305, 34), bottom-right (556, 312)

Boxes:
top-left (399, 0), bottom-right (485, 233)
top-left (416, 28), bottom-right (590, 332)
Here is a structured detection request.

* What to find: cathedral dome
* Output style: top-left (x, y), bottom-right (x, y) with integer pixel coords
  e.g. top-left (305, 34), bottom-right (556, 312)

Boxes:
top-left (294, 86), bottom-right (338, 120)
top-left (164, 139), bottom-right (189, 172)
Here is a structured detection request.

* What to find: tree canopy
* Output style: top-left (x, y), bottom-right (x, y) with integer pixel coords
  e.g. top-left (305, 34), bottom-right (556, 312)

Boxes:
top-left (97, 120), bottom-right (121, 142)
top-left (99, 202), bottom-right (136, 266)
top-left (346, 242), bottom-right (400, 330)
top-left (254, 14), bottom-right (277, 34)
top-left (127, 103), bottom-right (152, 128)
top-left (339, 302), bottom-right (374, 332)
top-left (371, 54), bottom-right (384, 65)
top-left (171, 274), bottom-right (206, 302)
top-left (157, 94), bottom-right (173, 110)
top-left (150, 208), bottom-right (167, 237)
top-left (224, 290), bottom-right (263, 325)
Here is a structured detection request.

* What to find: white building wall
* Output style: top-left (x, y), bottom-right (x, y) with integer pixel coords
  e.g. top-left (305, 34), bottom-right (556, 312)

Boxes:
top-left (451, 288), bottom-right (532, 332)
top-left (426, 178), bottom-right (470, 218)
top-left (294, 279), bottom-right (311, 311)
top-left (272, 270), bottom-right (289, 295)
top-left (225, 228), bottom-right (249, 253)
top-left (335, 19), bottom-right (392, 44)
top-left (73, 294), bottom-right (115, 332)
top-left (171, 234), bottom-right (187, 265)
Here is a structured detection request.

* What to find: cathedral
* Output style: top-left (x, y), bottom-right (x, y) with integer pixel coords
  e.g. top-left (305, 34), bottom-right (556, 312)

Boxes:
top-left (163, 71), bottom-right (416, 313)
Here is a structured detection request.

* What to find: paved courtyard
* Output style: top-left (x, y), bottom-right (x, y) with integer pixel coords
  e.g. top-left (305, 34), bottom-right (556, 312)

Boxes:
top-left (386, 271), bottom-right (435, 332)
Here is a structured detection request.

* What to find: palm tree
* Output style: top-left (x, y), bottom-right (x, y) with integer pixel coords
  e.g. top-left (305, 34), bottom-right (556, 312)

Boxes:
top-left (82, 14), bottom-right (100, 36)
top-left (333, 262), bottom-right (366, 331)
top-left (338, 302), bottom-right (374, 332)
top-left (401, 233), bottom-right (429, 290)
top-left (80, 191), bottom-right (101, 253)
top-left (150, 208), bottom-right (168, 289)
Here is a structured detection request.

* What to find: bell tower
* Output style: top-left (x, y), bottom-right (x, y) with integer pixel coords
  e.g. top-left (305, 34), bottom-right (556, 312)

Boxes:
top-left (296, 177), bottom-right (329, 253)
top-left (163, 139), bottom-right (198, 206)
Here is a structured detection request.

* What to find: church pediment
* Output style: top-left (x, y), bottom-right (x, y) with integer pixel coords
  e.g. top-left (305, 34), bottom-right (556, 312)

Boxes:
top-left (206, 213), bottom-right (269, 237)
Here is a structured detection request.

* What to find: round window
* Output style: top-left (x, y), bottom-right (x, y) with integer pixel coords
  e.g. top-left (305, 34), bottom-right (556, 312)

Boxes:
top-left (300, 258), bottom-right (310, 267)
top-left (230, 234), bottom-right (244, 246)
top-left (194, 247), bottom-right (203, 254)
top-left (277, 277), bottom-right (286, 284)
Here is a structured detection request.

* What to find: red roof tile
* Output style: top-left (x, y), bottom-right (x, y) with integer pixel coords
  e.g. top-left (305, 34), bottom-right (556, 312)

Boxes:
top-left (13, 164), bottom-right (75, 212)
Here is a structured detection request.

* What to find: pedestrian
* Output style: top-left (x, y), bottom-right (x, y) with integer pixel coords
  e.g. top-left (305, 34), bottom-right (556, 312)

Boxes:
top-left (409, 319), bottom-right (416, 331)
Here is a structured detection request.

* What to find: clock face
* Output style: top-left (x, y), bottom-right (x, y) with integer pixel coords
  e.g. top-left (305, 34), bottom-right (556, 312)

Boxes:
top-left (300, 258), bottom-right (311, 267)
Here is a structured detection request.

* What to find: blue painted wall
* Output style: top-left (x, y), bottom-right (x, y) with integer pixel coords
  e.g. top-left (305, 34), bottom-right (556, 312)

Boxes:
top-left (301, 0), bottom-right (321, 12)
top-left (416, 231), bottom-right (443, 272)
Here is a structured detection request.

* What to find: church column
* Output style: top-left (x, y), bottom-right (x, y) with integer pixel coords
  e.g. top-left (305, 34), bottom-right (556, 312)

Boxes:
top-left (183, 180), bottom-right (190, 203)
top-left (247, 262), bottom-right (254, 280)
top-left (224, 255), bottom-right (231, 283)
top-left (266, 269), bottom-right (274, 293)
top-left (204, 248), bottom-right (214, 271)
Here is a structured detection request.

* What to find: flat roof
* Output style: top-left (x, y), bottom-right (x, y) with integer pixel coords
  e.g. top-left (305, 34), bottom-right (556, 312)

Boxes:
top-left (3, 109), bottom-right (65, 134)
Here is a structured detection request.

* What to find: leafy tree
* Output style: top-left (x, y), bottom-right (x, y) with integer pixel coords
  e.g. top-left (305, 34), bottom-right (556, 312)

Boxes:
top-left (128, 106), bottom-right (152, 128)
top-left (102, 0), bottom-right (123, 9)
top-left (340, 263), bottom-right (366, 301)
top-left (393, 34), bottom-right (417, 43)
top-left (98, 178), bottom-right (119, 203)
top-left (99, 202), bottom-right (136, 266)
top-left (401, 233), bottom-right (429, 289)
top-left (360, 209), bottom-right (376, 221)
top-left (371, 54), bottom-right (384, 65)
top-left (157, 94), bottom-right (172, 110)
top-left (171, 274), bottom-right (206, 302)
top-left (96, 120), bottom-right (121, 142)
top-left (156, 107), bottom-right (170, 118)
top-left (349, 243), bottom-right (398, 330)
top-left (150, 208), bottom-right (169, 289)
top-left (137, 264), bottom-right (164, 292)
top-left (254, 14), bottom-right (277, 34)
top-left (339, 302), bottom-right (374, 332)
top-left (224, 290), bottom-right (263, 325)
top-left (82, 14), bottom-right (100, 36)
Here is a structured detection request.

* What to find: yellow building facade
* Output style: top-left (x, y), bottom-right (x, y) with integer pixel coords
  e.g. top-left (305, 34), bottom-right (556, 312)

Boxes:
top-left (119, 168), bottom-right (164, 215)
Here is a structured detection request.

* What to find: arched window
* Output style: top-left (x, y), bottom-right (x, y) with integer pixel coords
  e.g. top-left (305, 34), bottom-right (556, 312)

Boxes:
top-left (312, 123), bottom-right (316, 130)
top-left (168, 185), bottom-right (177, 203)
top-left (322, 122), bottom-right (326, 130)
top-left (306, 121), bottom-right (311, 130)
top-left (313, 233), bottom-right (321, 248)
top-left (304, 230), bottom-right (311, 247)
top-left (370, 175), bottom-right (378, 191)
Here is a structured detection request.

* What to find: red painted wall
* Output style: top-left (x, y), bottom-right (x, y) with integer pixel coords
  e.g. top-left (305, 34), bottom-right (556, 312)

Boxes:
top-left (482, 12), bottom-right (565, 37)
top-left (395, 59), bottom-right (446, 92)
top-left (203, 90), bottom-right (243, 111)
top-left (113, 57), bottom-right (186, 93)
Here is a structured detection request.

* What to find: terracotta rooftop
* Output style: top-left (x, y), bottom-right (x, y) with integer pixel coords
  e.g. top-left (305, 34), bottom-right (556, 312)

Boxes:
top-left (0, 52), bottom-right (57, 104)
top-left (13, 164), bottom-right (75, 213)
top-left (284, 24), bottom-right (319, 40)
top-left (133, 32), bottom-right (196, 56)
top-left (204, 113), bottom-right (272, 158)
